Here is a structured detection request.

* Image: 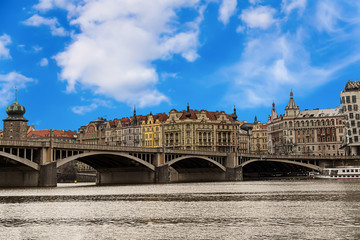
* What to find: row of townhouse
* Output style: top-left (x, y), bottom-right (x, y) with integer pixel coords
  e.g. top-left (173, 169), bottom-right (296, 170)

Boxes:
top-left (77, 105), bottom-right (250, 153)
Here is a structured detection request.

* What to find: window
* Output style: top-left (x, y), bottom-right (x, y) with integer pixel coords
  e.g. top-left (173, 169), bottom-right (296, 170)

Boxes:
top-left (355, 136), bottom-right (359, 142)
top-left (349, 105), bottom-right (353, 111)
top-left (353, 128), bottom-right (357, 134)
top-left (347, 96), bottom-right (351, 103)
top-left (351, 120), bottom-right (355, 127)
top-left (353, 95), bottom-right (357, 103)
top-left (355, 105), bottom-right (359, 111)
top-left (342, 96), bottom-right (345, 104)
top-left (357, 114), bottom-right (360, 120)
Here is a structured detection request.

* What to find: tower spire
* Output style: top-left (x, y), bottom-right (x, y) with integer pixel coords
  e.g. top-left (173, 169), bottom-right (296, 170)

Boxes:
top-left (15, 86), bottom-right (18, 103)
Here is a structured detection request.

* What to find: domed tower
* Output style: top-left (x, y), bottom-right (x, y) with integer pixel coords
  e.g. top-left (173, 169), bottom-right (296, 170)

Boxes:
top-left (3, 90), bottom-right (28, 140)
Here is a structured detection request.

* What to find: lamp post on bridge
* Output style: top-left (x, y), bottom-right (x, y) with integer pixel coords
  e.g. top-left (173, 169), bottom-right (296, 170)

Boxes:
top-left (241, 123), bottom-right (254, 154)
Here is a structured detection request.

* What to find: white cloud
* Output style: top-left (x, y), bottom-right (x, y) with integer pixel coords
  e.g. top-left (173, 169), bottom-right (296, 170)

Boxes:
top-left (281, 0), bottom-right (307, 15)
top-left (40, 58), bottom-right (49, 66)
top-left (0, 34), bottom-right (11, 59)
top-left (34, 0), bottom-right (78, 14)
top-left (0, 72), bottom-right (35, 107)
top-left (222, 33), bottom-right (333, 108)
top-left (240, 5), bottom-right (277, 29)
top-left (161, 72), bottom-right (178, 80)
top-left (249, 0), bottom-right (262, 4)
top-left (52, 0), bottom-right (203, 108)
top-left (72, 98), bottom-right (113, 115)
top-left (23, 14), bottom-right (67, 36)
top-left (72, 103), bottom-right (98, 115)
top-left (33, 46), bottom-right (43, 52)
top-left (218, 0), bottom-right (237, 25)
top-left (315, 1), bottom-right (342, 33)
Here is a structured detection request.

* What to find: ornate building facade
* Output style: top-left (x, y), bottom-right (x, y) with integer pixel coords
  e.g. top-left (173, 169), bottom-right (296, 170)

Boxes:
top-left (340, 80), bottom-right (360, 155)
top-left (78, 118), bottom-right (107, 145)
top-left (162, 105), bottom-right (246, 152)
top-left (267, 91), bottom-right (345, 156)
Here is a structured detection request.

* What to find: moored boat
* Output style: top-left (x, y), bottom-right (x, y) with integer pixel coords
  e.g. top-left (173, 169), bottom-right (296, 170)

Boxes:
top-left (315, 167), bottom-right (360, 179)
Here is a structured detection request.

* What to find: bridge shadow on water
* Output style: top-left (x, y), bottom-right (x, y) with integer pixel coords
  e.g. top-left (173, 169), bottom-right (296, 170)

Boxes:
top-left (243, 161), bottom-right (311, 180)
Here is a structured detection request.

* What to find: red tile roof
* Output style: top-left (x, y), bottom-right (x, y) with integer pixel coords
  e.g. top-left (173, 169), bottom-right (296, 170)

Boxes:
top-left (27, 129), bottom-right (77, 138)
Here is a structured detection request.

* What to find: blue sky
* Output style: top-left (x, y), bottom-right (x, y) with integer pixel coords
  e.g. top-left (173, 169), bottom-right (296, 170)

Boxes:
top-left (0, 0), bottom-right (359, 131)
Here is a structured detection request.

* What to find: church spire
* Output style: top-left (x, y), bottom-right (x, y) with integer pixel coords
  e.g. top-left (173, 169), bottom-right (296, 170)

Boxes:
top-left (285, 89), bottom-right (299, 117)
top-left (15, 86), bottom-right (18, 103)
top-left (185, 102), bottom-right (191, 118)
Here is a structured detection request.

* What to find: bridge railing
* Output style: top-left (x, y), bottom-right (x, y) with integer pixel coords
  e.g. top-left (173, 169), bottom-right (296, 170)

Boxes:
top-left (240, 153), bottom-right (360, 160)
top-left (0, 139), bottom-right (360, 161)
top-left (0, 139), bottom-right (49, 148)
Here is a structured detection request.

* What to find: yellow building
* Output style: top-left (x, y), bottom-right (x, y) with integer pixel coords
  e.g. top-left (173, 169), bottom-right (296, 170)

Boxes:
top-left (141, 113), bottom-right (168, 148)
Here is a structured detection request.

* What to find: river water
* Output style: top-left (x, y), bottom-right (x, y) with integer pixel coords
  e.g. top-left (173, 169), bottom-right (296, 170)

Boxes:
top-left (0, 180), bottom-right (359, 240)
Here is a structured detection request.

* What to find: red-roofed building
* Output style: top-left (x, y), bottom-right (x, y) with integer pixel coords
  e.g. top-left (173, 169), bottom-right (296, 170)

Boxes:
top-left (28, 129), bottom-right (78, 143)
top-left (104, 108), bottom-right (145, 147)
top-left (78, 117), bottom-right (107, 145)
top-left (141, 112), bottom-right (168, 148)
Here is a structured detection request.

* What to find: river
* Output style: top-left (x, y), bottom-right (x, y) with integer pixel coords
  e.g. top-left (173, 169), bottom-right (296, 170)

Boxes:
top-left (0, 180), bottom-right (359, 239)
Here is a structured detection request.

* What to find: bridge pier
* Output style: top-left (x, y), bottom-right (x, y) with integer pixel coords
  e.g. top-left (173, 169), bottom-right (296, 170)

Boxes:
top-left (97, 168), bottom-right (155, 185)
top-left (225, 167), bottom-right (243, 181)
top-left (39, 162), bottom-right (57, 187)
top-left (225, 152), bottom-right (243, 181)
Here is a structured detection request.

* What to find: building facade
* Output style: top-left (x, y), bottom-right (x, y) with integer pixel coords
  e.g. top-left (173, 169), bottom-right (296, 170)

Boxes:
top-left (141, 113), bottom-right (168, 148)
top-left (340, 80), bottom-right (360, 155)
top-left (104, 109), bottom-right (145, 147)
top-left (250, 117), bottom-right (268, 154)
top-left (267, 91), bottom-right (345, 156)
top-left (78, 118), bottom-right (107, 145)
top-left (162, 105), bottom-right (246, 152)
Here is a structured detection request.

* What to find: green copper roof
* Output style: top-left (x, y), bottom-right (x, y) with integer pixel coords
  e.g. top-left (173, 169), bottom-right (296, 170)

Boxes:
top-left (4, 99), bottom-right (27, 122)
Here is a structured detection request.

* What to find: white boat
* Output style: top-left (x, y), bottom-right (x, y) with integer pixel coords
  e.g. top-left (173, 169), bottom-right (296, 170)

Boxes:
top-left (315, 167), bottom-right (360, 179)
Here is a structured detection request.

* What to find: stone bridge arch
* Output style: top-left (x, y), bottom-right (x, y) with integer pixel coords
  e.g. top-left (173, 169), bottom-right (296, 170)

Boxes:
top-left (166, 155), bottom-right (226, 172)
top-left (157, 155), bottom-right (227, 183)
top-left (0, 151), bottom-right (40, 171)
top-left (240, 159), bottom-right (320, 171)
top-left (56, 151), bottom-right (155, 171)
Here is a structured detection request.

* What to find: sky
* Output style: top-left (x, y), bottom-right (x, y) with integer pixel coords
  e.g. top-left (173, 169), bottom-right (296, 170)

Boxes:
top-left (0, 0), bottom-right (359, 131)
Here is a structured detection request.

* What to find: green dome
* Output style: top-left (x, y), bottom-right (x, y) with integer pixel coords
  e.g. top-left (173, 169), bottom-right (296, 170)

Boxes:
top-left (4, 99), bottom-right (27, 121)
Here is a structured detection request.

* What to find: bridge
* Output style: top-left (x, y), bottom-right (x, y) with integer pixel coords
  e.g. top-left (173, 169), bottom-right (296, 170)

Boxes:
top-left (0, 139), bottom-right (359, 187)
